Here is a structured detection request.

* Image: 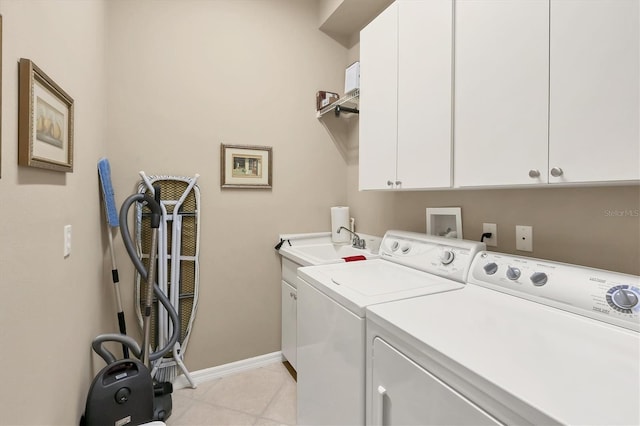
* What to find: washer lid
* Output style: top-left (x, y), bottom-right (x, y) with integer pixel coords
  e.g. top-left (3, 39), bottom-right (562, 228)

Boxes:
top-left (298, 259), bottom-right (463, 317)
top-left (330, 262), bottom-right (437, 295)
top-left (366, 284), bottom-right (640, 425)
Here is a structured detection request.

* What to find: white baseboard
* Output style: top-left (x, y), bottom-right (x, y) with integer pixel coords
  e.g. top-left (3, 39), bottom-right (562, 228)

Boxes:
top-left (172, 351), bottom-right (285, 390)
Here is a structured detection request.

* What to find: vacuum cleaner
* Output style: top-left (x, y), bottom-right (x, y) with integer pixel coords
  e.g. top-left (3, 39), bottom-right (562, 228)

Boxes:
top-left (82, 188), bottom-right (180, 426)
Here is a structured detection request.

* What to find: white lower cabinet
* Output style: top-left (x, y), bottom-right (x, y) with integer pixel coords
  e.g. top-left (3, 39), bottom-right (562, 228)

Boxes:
top-left (370, 338), bottom-right (500, 425)
top-left (281, 280), bottom-right (297, 370)
top-left (281, 256), bottom-right (300, 370)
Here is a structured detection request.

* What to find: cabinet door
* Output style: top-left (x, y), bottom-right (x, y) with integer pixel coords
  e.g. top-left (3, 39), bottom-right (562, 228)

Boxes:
top-left (370, 338), bottom-right (500, 425)
top-left (281, 280), bottom-right (297, 370)
top-left (549, 0), bottom-right (639, 183)
top-left (454, 0), bottom-right (549, 187)
top-left (397, 0), bottom-right (453, 189)
top-left (359, 2), bottom-right (398, 190)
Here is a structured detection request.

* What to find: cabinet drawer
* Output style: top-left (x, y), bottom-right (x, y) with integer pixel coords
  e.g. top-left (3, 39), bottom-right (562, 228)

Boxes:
top-left (282, 257), bottom-right (301, 287)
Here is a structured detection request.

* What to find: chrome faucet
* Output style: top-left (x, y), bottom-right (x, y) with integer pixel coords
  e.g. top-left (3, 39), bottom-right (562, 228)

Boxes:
top-left (337, 226), bottom-right (366, 249)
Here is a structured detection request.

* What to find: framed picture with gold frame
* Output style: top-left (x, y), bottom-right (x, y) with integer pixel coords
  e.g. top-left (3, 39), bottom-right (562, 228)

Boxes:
top-left (220, 144), bottom-right (272, 189)
top-left (18, 58), bottom-right (74, 172)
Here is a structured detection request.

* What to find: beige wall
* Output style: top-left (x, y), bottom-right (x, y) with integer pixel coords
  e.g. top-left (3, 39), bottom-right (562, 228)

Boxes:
top-left (106, 0), bottom-right (348, 371)
top-left (0, 1), bottom-right (638, 424)
top-left (0, 1), bottom-right (110, 424)
top-left (317, 0), bottom-right (344, 25)
top-left (348, 182), bottom-right (640, 275)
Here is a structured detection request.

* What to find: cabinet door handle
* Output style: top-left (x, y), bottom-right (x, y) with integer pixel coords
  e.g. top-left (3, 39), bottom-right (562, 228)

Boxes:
top-left (289, 292), bottom-right (297, 300)
top-left (528, 169), bottom-right (540, 178)
top-left (395, 181), bottom-right (401, 186)
top-left (550, 167), bottom-right (564, 177)
top-left (387, 180), bottom-right (394, 187)
top-left (376, 385), bottom-right (387, 425)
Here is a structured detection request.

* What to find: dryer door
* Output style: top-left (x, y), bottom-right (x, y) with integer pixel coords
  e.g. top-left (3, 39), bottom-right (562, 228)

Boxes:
top-left (371, 337), bottom-right (501, 425)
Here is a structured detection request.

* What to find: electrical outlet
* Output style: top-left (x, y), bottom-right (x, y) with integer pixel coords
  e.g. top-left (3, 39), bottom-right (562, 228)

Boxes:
top-left (516, 225), bottom-right (533, 252)
top-left (482, 223), bottom-right (497, 247)
top-left (64, 225), bottom-right (72, 257)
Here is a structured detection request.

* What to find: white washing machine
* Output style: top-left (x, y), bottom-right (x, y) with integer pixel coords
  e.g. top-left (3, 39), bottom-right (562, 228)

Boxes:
top-left (366, 251), bottom-right (640, 425)
top-left (296, 230), bottom-right (486, 425)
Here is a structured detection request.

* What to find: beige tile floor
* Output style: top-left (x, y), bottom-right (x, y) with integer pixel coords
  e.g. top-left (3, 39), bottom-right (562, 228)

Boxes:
top-left (166, 362), bottom-right (296, 426)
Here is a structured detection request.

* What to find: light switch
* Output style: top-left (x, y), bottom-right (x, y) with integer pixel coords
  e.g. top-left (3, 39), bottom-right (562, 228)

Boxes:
top-left (64, 225), bottom-right (72, 257)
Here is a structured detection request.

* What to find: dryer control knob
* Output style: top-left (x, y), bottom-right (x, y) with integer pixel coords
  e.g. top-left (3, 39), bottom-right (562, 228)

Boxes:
top-left (483, 262), bottom-right (498, 275)
top-left (506, 266), bottom-right (521, 280)
top-left (611, 288), bottom-right (639, 310)
top-left (530, 272), bottom-right (548, 286)
top-left (440, 250), bottom-right (455, 265)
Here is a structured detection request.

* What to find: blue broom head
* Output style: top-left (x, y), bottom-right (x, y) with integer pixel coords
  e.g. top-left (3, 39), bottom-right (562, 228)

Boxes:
top-left (97, 158), bottom-right (119, 228)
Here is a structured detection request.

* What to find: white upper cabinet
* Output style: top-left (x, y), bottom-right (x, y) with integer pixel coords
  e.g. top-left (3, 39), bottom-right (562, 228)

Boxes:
top-left (454, 0), bottom-right (639, 187)
top-left (453, 0), bottom-right (550, 187)
top-left (359, 0), bottom-right (453, 190)
top-left (360, 2), bottom-right (398, 190)
top-left (549, 0), bottom-right (639, 184)
top-left (360, 0), bottom-right (638, 190)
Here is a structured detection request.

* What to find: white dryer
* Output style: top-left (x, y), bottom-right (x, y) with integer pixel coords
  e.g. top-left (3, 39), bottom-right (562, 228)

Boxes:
top-left (296, 230), bottom-right (485, 425)
top-left (366, 251), bottom-right (640, 425)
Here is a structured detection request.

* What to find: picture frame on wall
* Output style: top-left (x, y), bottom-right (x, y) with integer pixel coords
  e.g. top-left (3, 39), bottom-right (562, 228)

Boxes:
top-left (18, 58), bottom-right (74, 172)
top-left (220, 144), bottom-right (272, 189)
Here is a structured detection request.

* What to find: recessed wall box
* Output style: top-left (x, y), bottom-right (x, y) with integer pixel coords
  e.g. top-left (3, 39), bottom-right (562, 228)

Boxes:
top-left (344, 61), bottom-right (360, 95)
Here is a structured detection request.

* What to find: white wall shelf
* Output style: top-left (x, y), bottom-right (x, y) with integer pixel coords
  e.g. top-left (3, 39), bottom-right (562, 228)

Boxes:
top-left (317, 89), bottom-right (359, 162)
top-left (316, 89), bottom-right (359, 118)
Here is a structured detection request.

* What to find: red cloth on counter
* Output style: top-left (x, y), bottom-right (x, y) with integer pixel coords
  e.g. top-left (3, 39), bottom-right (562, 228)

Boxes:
top-left (342, 255), bottom-right (367, 262)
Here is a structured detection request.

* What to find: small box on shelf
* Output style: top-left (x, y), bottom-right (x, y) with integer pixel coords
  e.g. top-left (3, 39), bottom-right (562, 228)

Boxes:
top-left (316, 91), bottom-right (340, 111)
top-left (344, 61), bottom-right (360, 95)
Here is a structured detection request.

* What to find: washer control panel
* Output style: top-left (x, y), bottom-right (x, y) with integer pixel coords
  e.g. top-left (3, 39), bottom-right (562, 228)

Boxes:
top-left (470, 251), bottom-right (640, 331)
top-left (379, 230), bottom-right (486, 283)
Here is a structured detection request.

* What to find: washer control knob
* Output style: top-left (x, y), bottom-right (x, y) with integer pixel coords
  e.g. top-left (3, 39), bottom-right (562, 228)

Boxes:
top-left (390, 241), bottom-right (399, 252)
top-left (440, 250), bottom-right (455, 265)
top-left (530, 272), bottom-right (548, 286)
top-left (610, 288), bottom-right (639, 310)
top-left (483, 262), bottom-right (498, 275)
top-left (506, 266), bottom-right (521, 280)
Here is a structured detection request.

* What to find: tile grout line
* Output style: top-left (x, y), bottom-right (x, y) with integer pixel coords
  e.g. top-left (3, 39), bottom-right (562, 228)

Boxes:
top-left (168, 363), bottom-right (295, 425)
top-left (254, 371), bottom-right (289, 425)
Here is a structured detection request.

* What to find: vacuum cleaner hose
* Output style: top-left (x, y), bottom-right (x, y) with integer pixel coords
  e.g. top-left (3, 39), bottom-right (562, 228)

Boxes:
top-left (118, 192), bottom-right (180, 362)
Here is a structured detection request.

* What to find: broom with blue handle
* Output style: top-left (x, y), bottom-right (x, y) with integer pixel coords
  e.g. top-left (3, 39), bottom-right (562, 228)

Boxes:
top-left (97, 158), bottom-right (129, 358)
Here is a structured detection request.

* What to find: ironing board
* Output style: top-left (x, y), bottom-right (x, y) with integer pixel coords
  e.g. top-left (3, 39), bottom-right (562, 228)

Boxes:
top-left (135, 172), bottom-right (200, 388)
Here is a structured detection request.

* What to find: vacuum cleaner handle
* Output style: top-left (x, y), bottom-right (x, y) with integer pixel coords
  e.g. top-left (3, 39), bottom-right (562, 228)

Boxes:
top-left (118, 192), bottom-right (181, 362)
top-left (92, 334), bottom-right (143, 364)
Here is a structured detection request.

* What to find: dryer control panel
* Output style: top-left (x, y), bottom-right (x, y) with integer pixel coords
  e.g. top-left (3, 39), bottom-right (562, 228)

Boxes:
top-left (380, 230), bottom-right (486, 283)
top-left (469, 251), bottom-right (640, 332)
